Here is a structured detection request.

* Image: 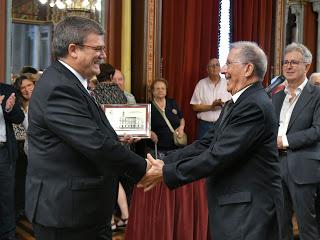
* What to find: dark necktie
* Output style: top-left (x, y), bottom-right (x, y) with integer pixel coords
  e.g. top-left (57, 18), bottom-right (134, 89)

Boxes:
top-left (219, 100), bottom-right (234, 127)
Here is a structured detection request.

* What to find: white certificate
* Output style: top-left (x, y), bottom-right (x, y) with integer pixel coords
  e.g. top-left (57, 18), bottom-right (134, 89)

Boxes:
top-left (104, 104), bottom-right (151, 137)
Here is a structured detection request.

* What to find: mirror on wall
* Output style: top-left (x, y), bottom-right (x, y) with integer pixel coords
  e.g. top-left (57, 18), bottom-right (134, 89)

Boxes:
top-left (11, 22), bottom-right (52, 74)
top-left (11, 0), bottom-right (102, 75)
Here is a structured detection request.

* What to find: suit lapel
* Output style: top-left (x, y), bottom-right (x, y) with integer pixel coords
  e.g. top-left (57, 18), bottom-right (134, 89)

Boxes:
top-left (53, 61), bottom-right (99, 108)
top-left (273, 91), bottom-right (286, 120)
top-left (74, 82), bottom-right (117, 136)
top-left (53, 61), bottom-right (117, 137)
top-left (219, 82), bottom-right (263, 130)
top-left (219, 102), bottom-right (236, 130)
top-left (287, 83), bottom-right (313, 131)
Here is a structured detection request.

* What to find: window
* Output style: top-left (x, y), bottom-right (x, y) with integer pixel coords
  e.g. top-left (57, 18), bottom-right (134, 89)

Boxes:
top-left (218, 0), bottom-right (231, 67)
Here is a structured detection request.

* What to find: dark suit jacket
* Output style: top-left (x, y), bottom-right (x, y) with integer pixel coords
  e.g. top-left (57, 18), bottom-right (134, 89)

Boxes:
top-left (272, 82), bottom-right (320, 184)
top-left (26, 61), bottom-right (146, 228)
top-left (163, 82), bottom-right (283, 240)
top-left (0, 83), bottom-right (25, 162)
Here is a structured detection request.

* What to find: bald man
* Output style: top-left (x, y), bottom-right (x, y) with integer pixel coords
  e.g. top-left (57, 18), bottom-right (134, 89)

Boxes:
top-left (310, 72), bottom-right (320, 86)
top-left (190, 58), bottom-right (231, 139)
top-left (112, 69), bottom-right (136, 104)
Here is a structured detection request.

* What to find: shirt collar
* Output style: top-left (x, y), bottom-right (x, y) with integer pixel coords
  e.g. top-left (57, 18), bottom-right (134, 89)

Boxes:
top-left (58, 60), bottom-right (88, 90)
top-left (284, 78), bottom-right (308, 96)
top-left (231, 84), bottom-right (253, 103)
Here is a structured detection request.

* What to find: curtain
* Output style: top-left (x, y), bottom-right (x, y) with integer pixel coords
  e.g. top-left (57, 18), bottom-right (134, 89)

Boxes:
top-left (231, 0), bottom-right (275, 85)
top-left (161, 0), bottom-right (220, 142)
top-left (303, 2), bottom-right (317, 76)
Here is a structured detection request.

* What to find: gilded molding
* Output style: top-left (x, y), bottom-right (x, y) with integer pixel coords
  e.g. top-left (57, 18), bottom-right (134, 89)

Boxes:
top-left (274, 0), bottom-right (286, 76)
top-left (146, 0), bottom-right (156, 100)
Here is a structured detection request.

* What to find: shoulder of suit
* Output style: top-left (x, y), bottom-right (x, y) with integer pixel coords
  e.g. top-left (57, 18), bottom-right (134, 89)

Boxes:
top-left (166, 97), bottom-right (175, 103)
top-left (237, 87), bottom-right (270, 107)
top-left (308, 82), bottom-right (320, 93)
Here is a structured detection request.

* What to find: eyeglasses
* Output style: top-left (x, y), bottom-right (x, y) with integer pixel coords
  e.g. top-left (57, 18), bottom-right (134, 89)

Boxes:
top-left (77, 44), bottom-right (106, 53)
top-left (208, 63), bottom-right (220, 67)
top-left (282, 60), bottom-right (307, 67)
top-left (225, 61), bottom-right (247, 66)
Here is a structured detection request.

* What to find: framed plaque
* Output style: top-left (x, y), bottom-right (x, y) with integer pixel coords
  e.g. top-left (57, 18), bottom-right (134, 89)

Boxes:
top-left (103, 104), bottom-right (151, 138)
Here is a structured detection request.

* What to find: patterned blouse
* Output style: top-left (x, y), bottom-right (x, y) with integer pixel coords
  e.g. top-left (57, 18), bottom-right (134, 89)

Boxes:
top-left (14, 123), bottom-right (26, 141)
top-left (93, 82), bottom-right (127, 104)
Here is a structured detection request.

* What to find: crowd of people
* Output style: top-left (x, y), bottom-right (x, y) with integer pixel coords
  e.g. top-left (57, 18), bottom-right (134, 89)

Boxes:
top-left (1, 15), bottom-right (320, 240)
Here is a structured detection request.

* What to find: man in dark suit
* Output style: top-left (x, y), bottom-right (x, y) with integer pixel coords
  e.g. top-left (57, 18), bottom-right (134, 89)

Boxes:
top-left (0, 84), bottom-right (24, 240)
top-left (25, 16), bottom-right (149, 240)
top-left (139, 41), bottom-right (284, 240)
top-left (272, 42), bottom-right (320, 240)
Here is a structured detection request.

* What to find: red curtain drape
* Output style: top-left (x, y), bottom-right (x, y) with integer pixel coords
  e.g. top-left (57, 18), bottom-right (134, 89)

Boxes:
top-left (231, 0), bottom-right (275, 85)
top-left (303, 2), bottom-right (317, 76)
top-left (161, 0), bottom-right (220, 142)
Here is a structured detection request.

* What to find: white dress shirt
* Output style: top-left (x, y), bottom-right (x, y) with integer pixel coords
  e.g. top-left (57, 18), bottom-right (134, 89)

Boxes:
top-left (190, 77), bottom-right (231, 122)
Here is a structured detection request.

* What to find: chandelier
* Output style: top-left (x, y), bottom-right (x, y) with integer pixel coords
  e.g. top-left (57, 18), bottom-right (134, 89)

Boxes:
top-left (38, 0), bottom-right (102, 12)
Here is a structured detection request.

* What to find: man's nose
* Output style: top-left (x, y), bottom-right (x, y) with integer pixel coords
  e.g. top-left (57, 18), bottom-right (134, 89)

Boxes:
top-left (220, 65), bottom-right (227, 74)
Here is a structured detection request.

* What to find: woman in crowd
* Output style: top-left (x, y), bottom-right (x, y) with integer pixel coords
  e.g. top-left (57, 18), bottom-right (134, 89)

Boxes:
top-left (93, 63), bottom-right (127, 105)
top-left (13, 74), bottom-right (36, 221)
top-left (125, 78), bottom-right (209, 240)
top-left (148, 78), bottom-right (185, 157)
top-left (14, 75), bottom-right (35, 120)
top-left (13, 74), bottom-right (37, 146)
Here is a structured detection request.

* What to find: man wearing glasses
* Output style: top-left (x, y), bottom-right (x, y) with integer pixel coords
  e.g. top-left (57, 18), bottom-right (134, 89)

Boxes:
top-left (25, 16), bottom-right (150, 240)
top-left (272, 42), bottom-right (320, 239)
top-left (190, 58), bottom-right (231, 139)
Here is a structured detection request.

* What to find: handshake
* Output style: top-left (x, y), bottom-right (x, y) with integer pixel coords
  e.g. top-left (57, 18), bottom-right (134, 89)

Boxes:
top-left (138, 153), bottom-right (165, 191)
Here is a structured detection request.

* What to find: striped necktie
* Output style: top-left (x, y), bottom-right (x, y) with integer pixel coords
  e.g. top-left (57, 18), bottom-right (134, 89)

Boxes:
top-left (219, 100), bottom-right (234, 127)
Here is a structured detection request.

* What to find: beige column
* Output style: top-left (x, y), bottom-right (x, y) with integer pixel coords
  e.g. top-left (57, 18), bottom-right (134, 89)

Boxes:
top-left (121, 0), bottom-right (131, 92)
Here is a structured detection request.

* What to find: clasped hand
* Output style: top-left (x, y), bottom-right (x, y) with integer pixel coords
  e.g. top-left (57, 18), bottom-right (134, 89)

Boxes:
top-left (138, 153), bottom-right (164, 192)
top-left (119, 133), bottom-right (141, 144)
top-left (0, 93), bottom-right (16, 112)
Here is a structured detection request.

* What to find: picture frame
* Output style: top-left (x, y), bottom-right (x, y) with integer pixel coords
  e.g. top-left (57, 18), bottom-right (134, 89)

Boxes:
top-left (103, 104), bottom-right (151, 138)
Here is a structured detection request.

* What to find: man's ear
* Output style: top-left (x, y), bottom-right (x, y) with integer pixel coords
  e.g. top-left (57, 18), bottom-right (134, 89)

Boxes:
top-left (244, 63), bottom-right (254, 77)
top-left (68, 44), bottom-right (78, 58)
top-left (305, 63), bottom-right (311, 75)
